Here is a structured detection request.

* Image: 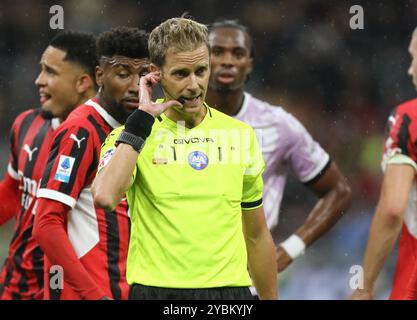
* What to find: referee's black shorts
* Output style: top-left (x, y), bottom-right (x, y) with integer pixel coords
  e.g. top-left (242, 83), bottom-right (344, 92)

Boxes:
top-left (129, 284), bottom-right (254, 300)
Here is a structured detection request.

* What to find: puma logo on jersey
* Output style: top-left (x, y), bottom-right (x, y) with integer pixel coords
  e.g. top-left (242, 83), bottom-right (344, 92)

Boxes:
top-left (23, 144), bottom-right (38, 162)
top-left (70, 134), bottom-right (86, 148)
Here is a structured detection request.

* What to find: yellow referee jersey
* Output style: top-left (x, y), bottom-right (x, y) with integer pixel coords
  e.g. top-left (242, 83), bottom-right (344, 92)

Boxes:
top-left (99, 103), bottom-right (265, 288)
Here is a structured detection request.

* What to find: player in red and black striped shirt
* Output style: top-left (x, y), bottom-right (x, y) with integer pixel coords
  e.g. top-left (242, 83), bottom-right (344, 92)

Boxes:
top-left (0, 31), bottom-right (97, 300)
top-left (33, 27), bottom-right (149, 300)
top-left (350, 27), bottom-right (417, 300)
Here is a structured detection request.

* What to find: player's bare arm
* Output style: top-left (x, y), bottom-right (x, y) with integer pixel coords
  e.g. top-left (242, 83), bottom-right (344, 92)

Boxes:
top-left (242, 206), bottom-right (278, 300)
top-left (93, 143), bottom-right (138, 211)
top-left (93, 71), bottom-right (181, 211)
top-left (277, 162), bottom-right (352, 272)
top-left (350, 163), bottom-right (414, 300)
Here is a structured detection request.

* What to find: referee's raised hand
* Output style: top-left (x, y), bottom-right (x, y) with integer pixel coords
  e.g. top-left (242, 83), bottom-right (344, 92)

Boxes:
top-left (138, 71), bottom-right (182, 117)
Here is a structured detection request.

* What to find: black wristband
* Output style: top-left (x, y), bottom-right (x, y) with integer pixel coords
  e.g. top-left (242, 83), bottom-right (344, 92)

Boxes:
top-left (124, 109), bottom-right (155, 139)
top-left (116, 130), bottom-right (145, 152)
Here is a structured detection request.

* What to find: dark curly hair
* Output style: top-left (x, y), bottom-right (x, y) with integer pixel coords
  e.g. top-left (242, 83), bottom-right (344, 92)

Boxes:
top-left (210, 19), bottom-right (254, 59)
top-left (96, 26), bottom-right (149, 60)
top-left (49, 30), bottom-right (97, 80)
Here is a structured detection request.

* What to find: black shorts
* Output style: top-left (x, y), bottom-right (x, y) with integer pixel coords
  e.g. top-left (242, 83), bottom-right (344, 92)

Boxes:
top-left (129, 284), bottom-right (254, 300)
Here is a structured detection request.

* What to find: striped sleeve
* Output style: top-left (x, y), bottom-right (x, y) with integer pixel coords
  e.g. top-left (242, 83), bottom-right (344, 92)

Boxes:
top-left (7, 122), bottom-right (19, 180)
top-left (38, 124), bottom-right (97, 208)
top-left (382, 108), bottom-right (417, 171)
top-left (7, 109), bottom-right (39, 180)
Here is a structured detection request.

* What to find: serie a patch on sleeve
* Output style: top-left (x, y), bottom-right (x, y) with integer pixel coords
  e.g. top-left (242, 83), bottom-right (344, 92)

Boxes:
top-left (54, 155), bottom-right (76, 183)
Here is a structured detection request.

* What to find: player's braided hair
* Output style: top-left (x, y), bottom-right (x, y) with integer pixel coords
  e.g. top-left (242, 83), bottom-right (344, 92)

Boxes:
top-left (96, 26), bottom-right (149, 60)
top-left (149, 17), bottom-right (209, 67)
top-left (49, 31), bottom-right (97, 80)
top-left (210, 19), bottom-right (255, 59)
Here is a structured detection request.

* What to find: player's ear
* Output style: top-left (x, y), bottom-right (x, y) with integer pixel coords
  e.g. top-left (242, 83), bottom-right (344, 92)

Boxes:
top-left (96, 65), bottom-right (104, 88)
top-left (149, 63), bottom-right (160, 73)
top-left (76, 74), bottom-right (94, 94)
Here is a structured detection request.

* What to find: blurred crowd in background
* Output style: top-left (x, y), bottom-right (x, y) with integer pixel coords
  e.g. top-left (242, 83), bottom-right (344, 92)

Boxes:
top-left (1, 0), bottom-right (417, 299)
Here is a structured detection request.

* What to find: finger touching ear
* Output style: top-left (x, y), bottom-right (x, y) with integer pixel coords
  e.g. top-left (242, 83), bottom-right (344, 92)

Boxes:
top-left (149, 63), bottom-right (160, 73)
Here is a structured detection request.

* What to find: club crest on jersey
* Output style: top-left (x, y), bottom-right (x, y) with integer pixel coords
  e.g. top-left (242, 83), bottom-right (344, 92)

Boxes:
top-left (188, 151), bottom-right (208, 170)
top-left (54, 155), bottom-right (75, 183)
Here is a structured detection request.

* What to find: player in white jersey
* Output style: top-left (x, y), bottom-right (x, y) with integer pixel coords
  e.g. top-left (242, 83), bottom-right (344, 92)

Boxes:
top-left (206, 20), bottom-right (352, 274)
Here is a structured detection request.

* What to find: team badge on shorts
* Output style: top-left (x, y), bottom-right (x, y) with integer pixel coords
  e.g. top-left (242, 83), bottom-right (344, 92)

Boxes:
top-left (54, 155), bottom-right (76, 183)
top-left (188, 151), bottom-right (208, 170)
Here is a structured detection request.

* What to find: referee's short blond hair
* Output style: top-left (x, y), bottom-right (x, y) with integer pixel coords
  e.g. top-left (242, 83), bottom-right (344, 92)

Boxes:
top-left (149, 17), bottom-right (209, 67)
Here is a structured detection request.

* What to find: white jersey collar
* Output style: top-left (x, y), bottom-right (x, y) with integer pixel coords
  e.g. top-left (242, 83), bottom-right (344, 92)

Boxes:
top-left (85, 99), bottom-right (121, 129)
top-left (235, 92), bottom-right (251, 118)
top-left (51, 118), bottom-right (61, 130)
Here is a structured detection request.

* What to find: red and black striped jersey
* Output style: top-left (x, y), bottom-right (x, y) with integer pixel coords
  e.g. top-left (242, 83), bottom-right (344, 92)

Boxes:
top-left (383, 98), bottom-right (417, 166)
top-left (0, 108), bottom-right (60, 300)
top-left (381, 97), bottom-right (417, 299)
top-left (37, 98), bottom-right (130, 300)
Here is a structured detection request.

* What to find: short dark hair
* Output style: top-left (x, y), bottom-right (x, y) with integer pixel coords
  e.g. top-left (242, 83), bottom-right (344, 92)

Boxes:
top-left (210, 19), bottom-right (254, 59)
top-left (49, 31), bottom-right (97, 80)
top-left (97, 26), bottom-right (149, 60)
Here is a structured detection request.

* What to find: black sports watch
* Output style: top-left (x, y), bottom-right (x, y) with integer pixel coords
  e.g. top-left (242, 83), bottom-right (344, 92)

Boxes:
top-left (115, 130), bottom-right (146, 153)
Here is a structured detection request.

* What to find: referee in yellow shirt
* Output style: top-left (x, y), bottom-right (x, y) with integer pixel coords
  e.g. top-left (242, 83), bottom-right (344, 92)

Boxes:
top-left (93, 17), bottom-right (277, 300)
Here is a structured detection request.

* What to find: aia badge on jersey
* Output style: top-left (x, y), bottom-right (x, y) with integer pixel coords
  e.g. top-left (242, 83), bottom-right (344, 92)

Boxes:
top-left (54, 155), bottom-right (76, 183)
top-left (188, 151), bottom-right (208, 170)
